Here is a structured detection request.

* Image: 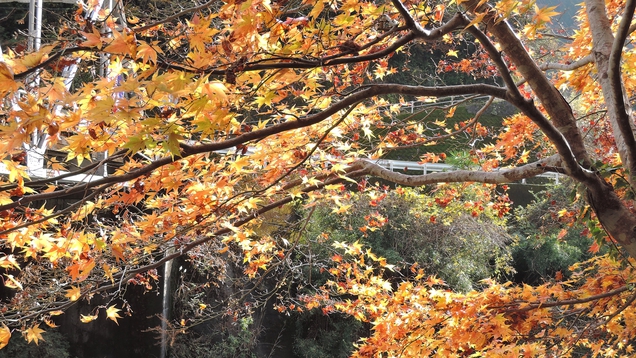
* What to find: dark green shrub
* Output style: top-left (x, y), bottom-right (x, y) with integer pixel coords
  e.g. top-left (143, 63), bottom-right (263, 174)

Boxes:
top-left (510, 182), bottom-right (598, 284)
top-left (0, 329), bottom-right (71, 358)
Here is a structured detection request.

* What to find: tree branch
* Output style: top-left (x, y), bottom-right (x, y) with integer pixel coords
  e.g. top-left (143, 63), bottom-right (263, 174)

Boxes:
top-left (132, 0), bottom-right (216, 33)
top-left (464, 21), bottom-right (522, 100)
top-left (540, 54), bottom-right (594, 71)
top-left (350, 154), bottom-right (563, 186)
top-left (607, 0), bottom-right (636, 181)
top-left (497, 285), bottom-right (630, 313)
top-left (0, 150), bottom-right (127, 192)
top-left (585, 0), bottom-right (636, 186)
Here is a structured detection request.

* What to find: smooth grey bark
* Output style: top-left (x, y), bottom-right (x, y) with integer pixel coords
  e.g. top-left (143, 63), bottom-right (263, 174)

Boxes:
top-left (585, 0), bottom-right (636, 187)
top-left (352, 155), bottom-right (563, 186)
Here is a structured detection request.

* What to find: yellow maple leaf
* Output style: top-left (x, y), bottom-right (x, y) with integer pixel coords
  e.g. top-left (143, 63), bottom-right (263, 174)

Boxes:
top-left (534, 5), bottom-right (560, 23)
top-left (0, 255), bottom-right (20, 270)
top-left (203, 81), bottom-right (228, 102)
top-left (0, 325), bottom-right (10, 350)
top-left (80, 314), bottom-right (98, 323)
top-left (447, 49), bottom-right (458, 57)
top-left (465, 12), bottom-right (486, 29)
top-left (65, 286), bottom-right (81, 302)
top-left (106, 306), bottom-right (122, 325)
top-left (4, 274), bottom-right (22, 290)
top-left (73, 201), bottom-right (95, 221)
top-left (254, 91), bottom-right (276, 109)
top-left (20, 45), bottom-right (55, 68)
top-left (25, 325), bottom-right (45, 345)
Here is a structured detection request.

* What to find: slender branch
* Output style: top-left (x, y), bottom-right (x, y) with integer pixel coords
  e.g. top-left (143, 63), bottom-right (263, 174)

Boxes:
top-left (465, 22), bottom-right (519, 97)
top-left (594, 289), bottom-right (636, 329)
top-left (0, 185), bottom-right (107, 237)
top-left (497, 285), bottom-right (630, 313)
top-left (0, 150), bottom-right (127, 192)
top-left (164, 6), bottom-right (463, 75)
top-left (382, 96), bottom-right (490, 152)
top-left (391, 0), bottom-right (465, 40)
top-left (132, 0), bottom-right (216, 33)
top-left (541, 55), bottom-right (593, 71)
top-left (13, 46), bottom-right (89, 80)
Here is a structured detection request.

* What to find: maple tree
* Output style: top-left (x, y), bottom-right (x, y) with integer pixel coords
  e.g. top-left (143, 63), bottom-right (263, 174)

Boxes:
top-left (1, 0), bottom-right (636, 355)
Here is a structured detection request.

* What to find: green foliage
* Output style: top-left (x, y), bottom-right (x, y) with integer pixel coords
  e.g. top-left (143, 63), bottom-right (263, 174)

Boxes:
top-left (170, 317), bottom-right (257, 358)
top-left (509, 182), bottom-right (598, 284)
top-left (0, 330), bottom-right (71, 358)
top-left (293, 311), bottom-right (364, 358)
top-left (445, 150), bottom-right (474, 169)
top-left (305, 186), bottom-right (513, 291)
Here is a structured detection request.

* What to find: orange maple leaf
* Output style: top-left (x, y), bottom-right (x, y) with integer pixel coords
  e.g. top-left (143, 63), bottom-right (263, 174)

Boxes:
top-left (25, 325), bottom-right (45, 345)
top-left (80, 27), bottom-right (103, 49)
top-left (0, 325), bottom-right (10, 350)
top-left (65, 286), bottom-right (82, 302)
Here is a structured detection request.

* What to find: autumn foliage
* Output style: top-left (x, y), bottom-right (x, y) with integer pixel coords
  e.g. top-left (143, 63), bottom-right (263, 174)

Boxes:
top-left (1, 0), bottom-right (636, 355)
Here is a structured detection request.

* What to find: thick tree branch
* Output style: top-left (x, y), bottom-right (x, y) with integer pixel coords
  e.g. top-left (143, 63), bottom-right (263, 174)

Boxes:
top-left (350, 154), bottom-right (563, 186)
top-left (608, 0), bottom-right (636, 180)
top-left (390, 0), bottom-right (439, 38)
top-left (183, 83), bottom-right (508, 154)
top-left (459, 4), bottom-right (636, 259)
top-left (585, 0), bottom-right (636, 186)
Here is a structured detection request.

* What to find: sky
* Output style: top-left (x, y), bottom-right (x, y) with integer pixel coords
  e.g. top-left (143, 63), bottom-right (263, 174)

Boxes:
top-left (537, 0), bottom-right (581, 30)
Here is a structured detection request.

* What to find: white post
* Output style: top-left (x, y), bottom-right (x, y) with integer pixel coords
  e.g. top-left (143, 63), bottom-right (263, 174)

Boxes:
top-left (160, 249), bottom-right (174, 358)
top-left (28, 0), bottom-right (35, 51)
top-left (35, 0), bottom-right (43, 50)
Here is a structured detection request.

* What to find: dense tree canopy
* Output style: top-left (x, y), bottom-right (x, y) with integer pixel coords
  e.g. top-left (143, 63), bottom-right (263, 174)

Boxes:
top-left (1, 0), bottom-right (636, 356)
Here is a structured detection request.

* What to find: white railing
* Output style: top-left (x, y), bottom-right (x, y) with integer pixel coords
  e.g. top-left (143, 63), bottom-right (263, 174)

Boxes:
top-left (369, 159), bottom-right (560, 184)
